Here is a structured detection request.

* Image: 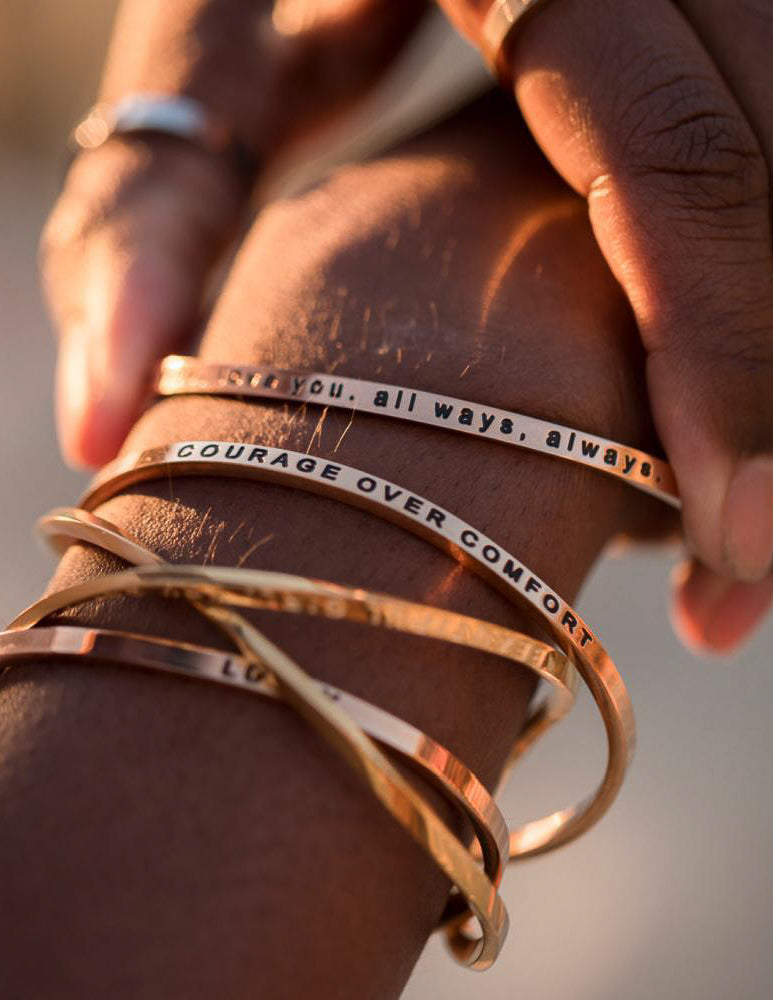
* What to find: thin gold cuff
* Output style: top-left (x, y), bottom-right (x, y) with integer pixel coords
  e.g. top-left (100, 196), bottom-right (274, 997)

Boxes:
top-left (4, 570), bottom-right (509, 970)
top-left (75, 440), bottom-right (636, 861)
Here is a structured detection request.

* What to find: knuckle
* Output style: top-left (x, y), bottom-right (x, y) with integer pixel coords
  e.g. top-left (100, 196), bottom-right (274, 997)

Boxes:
top-left (733, 0), bottom-right (773, 32)
top-left (41, 172), bottom-right (99, 252)
top-left (38, 191), bottom-right (94, 279)
top-left (38, 213), bottom-right (59, 272)
top-left (38, 200), bottom-right (76, 279)
top-left (38, 147), bottom-right (144, 274)
top-left (652, 322), bottom-right (773, 453)
top-left (657, 300), bottom-right (773, 386)
top-left (713, 320), bottom-right (773, 374)
top-left (612, 55), bottom-right (769, 213)
top-left (653, 272), bottom-right (773, 365)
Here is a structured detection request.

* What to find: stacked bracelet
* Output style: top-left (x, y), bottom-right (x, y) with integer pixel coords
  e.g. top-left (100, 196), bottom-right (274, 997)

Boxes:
top-left (11, 353), bottom-right (657, 971)
top-left (28, 505), bottom-right (579, 952)
top-left (76, 439), bottom-right (635, 860)
top-left (37, 508), bottom-right (577, 741)
top-left (0, 622), bottom-right (512, 894)
top-left (4, 569), bottom-right (509, 970)
top-left (32, 507), bottom-right (576, 857)
top-left (155, 356), bottom-right (679, 507)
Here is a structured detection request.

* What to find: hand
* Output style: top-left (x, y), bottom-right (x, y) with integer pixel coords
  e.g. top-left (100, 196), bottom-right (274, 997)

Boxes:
top-left (436, 0), bottom-right (773, 652)
top-left (40, 0), bottom-right (425, 469)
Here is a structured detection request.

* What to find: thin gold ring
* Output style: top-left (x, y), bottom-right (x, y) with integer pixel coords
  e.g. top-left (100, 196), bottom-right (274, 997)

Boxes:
top-left (481, 0), bottom-right (557, 85)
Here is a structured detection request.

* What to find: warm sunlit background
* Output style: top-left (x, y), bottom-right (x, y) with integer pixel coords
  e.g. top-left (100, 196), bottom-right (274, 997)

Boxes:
top-left (1, 4), bottom-right (771, 998)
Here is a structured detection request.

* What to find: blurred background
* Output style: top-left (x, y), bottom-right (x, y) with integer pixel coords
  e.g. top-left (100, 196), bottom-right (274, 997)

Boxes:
top-left (1, 3), bottom-right (771, 998)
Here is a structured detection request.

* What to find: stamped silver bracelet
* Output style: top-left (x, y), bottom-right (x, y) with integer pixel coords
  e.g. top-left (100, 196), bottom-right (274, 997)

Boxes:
top-left (155, 356), bottom-right (679, 507)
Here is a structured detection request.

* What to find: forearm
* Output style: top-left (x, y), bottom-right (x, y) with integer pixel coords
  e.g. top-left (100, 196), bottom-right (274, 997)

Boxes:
top-left (1, 95), bottom-right (662, 998)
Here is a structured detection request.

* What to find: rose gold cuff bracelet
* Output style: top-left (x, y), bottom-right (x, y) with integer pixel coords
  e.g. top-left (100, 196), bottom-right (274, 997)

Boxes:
top-left (4, 569), bottom-right (508, 970)
top-left (71, 440), bottom-right (635, 861)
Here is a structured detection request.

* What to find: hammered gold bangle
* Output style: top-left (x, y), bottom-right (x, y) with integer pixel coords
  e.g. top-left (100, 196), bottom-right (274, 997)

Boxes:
top-left (155, 356), bottom-right (678, 507)
top-left (5, 568), bottom-right (508, 970)
top-left (75, 440), bottom-right (636, 860)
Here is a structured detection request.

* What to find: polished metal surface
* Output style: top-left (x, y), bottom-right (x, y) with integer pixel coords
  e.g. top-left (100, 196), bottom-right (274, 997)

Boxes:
top-left (31, 508), bottom-right (576, 864)
top-left (5, 572), bottom-right (510, 970)
top-left (39, 507), bottom-right (165, 566)
top-left (156, 356), bottom-right (679, 507)
top-left (0, 622), bottom-right (510, 895)
top-left (77, 440), bottom-right (636, 862)
top-left (71, 94), bottom-right (258, 182)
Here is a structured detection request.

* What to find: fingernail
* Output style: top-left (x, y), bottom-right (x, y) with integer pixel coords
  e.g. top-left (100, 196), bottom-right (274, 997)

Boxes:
top-left (670, 560), bottom-right (728, 654)
top-left (723, 455), bottom-right (773, 582)
top-left (672, 559), bottom-right (773, 654)
top-left (703, 576), bottom-right (773, 652)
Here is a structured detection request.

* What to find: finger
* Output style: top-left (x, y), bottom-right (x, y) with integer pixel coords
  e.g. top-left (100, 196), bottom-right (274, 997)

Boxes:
top-left (675, 1), bottom-right (773, 170)
top-left (676, 4), bottom-right (773, 616)
top-left (671, 559), bottom-right (773, 654)
top-left (676, 0), bottom-right (773, 599)
top-left (43, 1), bottom-right (427, 470)
top-left (448, 0), bottom-right (773, 584)
top-left (42, 140), bottom-right (243, 467)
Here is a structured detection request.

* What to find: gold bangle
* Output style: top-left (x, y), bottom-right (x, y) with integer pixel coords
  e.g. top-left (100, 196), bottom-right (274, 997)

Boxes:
top-left (155, 356), bottom-right (678, 507)
top-left (5, 568), bottom-right (509, 971)
top-left (37, 507), bottom-right (574, 716)
top-left (76, 440), bottom-right (636, 860)
top-left (0, 622), bottom-right (510, 897)
top-left (31, 507), bottom-right (556, 946)
top-left (31, 507), bottom-right (577, 861)
top-left (40, 507), bottom-right (166, 566)
top-left (36, 507), bottom-right (577, 878)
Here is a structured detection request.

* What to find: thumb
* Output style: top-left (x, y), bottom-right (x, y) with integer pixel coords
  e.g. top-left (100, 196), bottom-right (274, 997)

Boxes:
top-left (42, 139), bottom-right (245, 468)
top-left (671, 558), bottom-right (773, 654)
top-left (647, 328), bottom-right (773, 585)
top-left (648, 329), bottom-right (773, 652)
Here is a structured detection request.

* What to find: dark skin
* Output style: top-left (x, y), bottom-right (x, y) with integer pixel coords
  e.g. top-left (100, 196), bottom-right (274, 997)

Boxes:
top-left (438, 0), bottom-right (773, 642)
top-left (1, 94), bottom-right (668, 998)
top-left (43, 0), bottom-right (773, 654)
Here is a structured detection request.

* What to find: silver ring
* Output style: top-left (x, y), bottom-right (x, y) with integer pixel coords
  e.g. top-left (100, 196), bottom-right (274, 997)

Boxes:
top-left (70, 93), bottom-right (259, 185)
